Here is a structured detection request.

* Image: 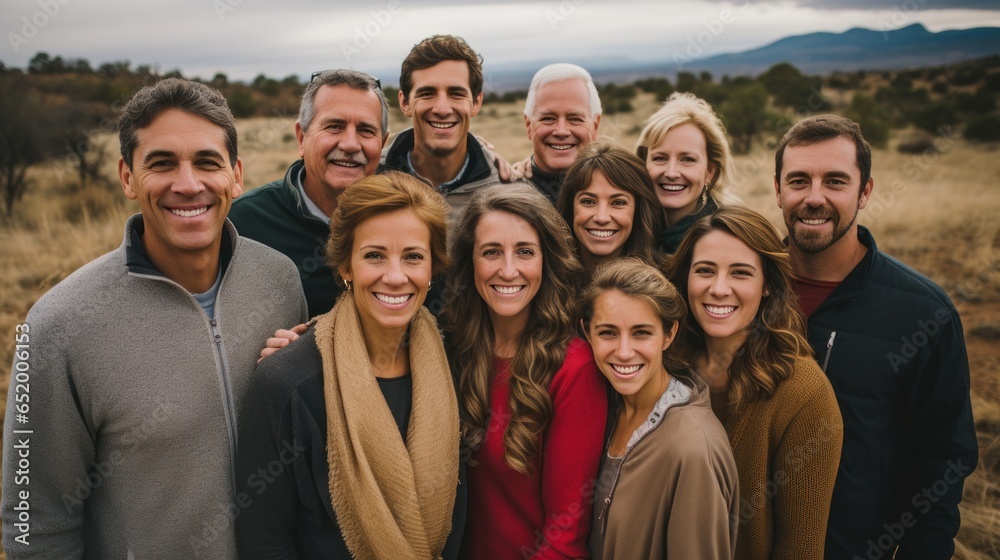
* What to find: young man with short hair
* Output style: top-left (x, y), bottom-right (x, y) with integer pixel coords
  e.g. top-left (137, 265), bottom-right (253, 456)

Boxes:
top-left (382, 34), bottom-right (500, 215)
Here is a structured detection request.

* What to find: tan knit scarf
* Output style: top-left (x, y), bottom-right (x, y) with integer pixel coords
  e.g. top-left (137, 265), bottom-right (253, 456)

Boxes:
top-left (314, 295), bottom-right (459, 560)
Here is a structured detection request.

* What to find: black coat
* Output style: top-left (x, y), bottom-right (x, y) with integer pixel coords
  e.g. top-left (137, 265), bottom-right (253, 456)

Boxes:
top-left (808, 227), bottom-right (978, 559)
top-left (234, 329), bottom-right (466, 559)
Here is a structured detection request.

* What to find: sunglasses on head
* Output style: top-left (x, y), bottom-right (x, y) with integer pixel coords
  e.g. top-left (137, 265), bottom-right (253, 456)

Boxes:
top-left (309, 70), bottom-right (381, 90)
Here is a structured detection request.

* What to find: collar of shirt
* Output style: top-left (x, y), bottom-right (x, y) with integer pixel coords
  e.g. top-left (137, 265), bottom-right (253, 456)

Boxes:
top-left (294, 165), bottom-right (331, 225)
top-left (407, 150), bottom-right (470, 195)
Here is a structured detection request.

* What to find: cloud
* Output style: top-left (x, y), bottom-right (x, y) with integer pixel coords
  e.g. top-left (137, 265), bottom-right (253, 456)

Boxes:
top-left (706, 0), bottom-right (1000, 9)
top-left (1, 0), bottom-right (996, 82)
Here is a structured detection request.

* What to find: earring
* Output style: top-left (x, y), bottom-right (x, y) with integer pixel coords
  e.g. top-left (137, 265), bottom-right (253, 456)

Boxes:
top-left (343, 278), bottom-right (352, 292)
top-left (763, 289), bottom-right (770, 297)
top-left (700, 186), bottom-right (708, 208)
top-left (428, 280), bottom-right (433, 290)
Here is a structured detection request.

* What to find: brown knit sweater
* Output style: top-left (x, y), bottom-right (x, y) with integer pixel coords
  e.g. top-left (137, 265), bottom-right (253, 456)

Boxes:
top-left (709, 356), bottom-right (843, 560)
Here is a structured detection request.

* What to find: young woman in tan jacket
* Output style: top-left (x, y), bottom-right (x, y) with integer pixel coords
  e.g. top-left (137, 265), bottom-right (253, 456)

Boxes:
top-left (581, 258), bottom-right (739, 559)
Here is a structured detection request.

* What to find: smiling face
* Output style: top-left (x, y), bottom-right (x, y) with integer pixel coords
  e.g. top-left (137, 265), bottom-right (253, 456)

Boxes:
top-left (775, 135), bottom-right (872, 254)
top-left (645, 122), bottom-right (716, 226)
top-left (586, 289), bottom-right (676, 403)
top-left (472, 210), bottom-right (543, 333)
top-left (119, 108), bottom-right (243, 265)
top-left (525, 79), bottom-right (600, 174)
top-left (399, 59), bottom-right (483, 157)
top-left (687, 230), bottom-right (766, 351)
top-left (341, 209), bottom-right (433, 337)
top-left (572, 170), bottom-right (635, 266)
top-left (297, 84), bottom-right (385, 199)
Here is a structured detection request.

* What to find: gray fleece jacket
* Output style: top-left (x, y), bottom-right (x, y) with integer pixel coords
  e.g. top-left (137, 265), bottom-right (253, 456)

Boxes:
top-left (2, 215), bottom-right (307, 559)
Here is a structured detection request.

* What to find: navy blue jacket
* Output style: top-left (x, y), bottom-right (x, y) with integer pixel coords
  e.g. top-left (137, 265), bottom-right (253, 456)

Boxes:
top-left (810, 227), bottom-right (977, 559)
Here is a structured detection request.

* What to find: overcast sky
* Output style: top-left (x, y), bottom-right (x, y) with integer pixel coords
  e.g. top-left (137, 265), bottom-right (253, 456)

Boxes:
top-left (3, 0), bottom-right (999, 84)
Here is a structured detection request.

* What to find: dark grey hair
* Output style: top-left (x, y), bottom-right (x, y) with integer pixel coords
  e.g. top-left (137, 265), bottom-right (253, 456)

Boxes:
top-left (118, 78), bottom-right (237, 170)
top-left (298, 70), bottom-right (388, 136)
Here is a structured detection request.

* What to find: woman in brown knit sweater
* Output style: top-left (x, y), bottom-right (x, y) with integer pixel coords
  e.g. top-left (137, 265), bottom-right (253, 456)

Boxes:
top-left (664, 205), bottom-right (843, 560)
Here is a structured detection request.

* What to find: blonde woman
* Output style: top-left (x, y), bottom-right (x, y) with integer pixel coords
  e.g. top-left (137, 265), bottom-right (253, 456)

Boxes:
top-left (636, 92), bottom-right (737, 253)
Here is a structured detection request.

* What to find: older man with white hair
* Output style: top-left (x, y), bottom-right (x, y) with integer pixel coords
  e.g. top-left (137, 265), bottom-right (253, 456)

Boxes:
top-left (520, 63), bottom-right (602, 202)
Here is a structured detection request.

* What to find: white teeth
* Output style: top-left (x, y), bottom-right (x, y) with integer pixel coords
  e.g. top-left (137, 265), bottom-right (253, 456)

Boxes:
top-left (331, 161), bottom-right (361, 167)
top-left (588, 229), bottom-right (615, 238)
top-left (659, 184), bottom-right (685, 192)
top-left (493, 285), bottom-right (524, 295)
top-left (549, 144), bottom-right (574, 150)
top-left (429, 122), bottom-right (456, 129)
top-left (612, 364), bottom-right (641, 374)
top-left (801, 218), bottom-right (829, 225)
top-left (706, 305), bottom-right (736, 315)
top-left (375, 293), bottom-right (411, 305)
top-left (171, 207), bottom-right (208, 217)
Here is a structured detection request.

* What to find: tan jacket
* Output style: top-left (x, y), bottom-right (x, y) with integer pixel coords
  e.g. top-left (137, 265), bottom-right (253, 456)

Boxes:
top-left (593, 374), bottom-right (739, 559)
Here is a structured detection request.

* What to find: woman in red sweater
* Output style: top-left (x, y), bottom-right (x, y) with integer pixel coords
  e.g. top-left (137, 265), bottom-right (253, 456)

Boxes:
top-left (441, 183), bottom-right (607, 559)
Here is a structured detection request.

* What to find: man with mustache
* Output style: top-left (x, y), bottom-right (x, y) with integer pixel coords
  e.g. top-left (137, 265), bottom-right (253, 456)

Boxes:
top-left (229, 70), bottom-right (388, 316)
top-left (773, 115), bottom-right (977, 559)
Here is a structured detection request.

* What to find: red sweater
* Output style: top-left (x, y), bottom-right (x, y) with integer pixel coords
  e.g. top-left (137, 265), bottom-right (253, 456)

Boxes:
top-left (461, 337), bottom-right (608, 560)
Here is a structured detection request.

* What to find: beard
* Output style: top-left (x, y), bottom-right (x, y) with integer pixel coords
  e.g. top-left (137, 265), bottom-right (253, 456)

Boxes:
top-left (787, 204), bottom-right (859, 253)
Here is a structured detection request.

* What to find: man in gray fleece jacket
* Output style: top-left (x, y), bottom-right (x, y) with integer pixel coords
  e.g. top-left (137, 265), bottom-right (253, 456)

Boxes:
top-left (1, 78), bottom-right (307, 559)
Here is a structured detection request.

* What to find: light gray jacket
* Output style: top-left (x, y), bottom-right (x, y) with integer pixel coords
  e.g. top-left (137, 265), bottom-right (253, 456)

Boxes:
top-left (2, 215), bottom-right (307, 559)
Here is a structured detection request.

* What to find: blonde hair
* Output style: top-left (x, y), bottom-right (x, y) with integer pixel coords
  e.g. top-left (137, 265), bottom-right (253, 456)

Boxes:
top-left (635, 92), bottom-right (737, 206)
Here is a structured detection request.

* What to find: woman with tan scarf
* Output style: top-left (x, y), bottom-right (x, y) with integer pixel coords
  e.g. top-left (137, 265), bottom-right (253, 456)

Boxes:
top-left (235, 172), bottom-right (463, 560)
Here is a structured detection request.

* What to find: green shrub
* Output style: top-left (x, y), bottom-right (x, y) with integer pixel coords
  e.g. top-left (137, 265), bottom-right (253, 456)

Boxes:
top-left (964, 115), bottom-right (1000, 142)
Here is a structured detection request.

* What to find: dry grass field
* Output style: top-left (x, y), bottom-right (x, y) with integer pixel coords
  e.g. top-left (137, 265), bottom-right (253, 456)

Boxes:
top-left (0, 92), bottom-right (998, 557)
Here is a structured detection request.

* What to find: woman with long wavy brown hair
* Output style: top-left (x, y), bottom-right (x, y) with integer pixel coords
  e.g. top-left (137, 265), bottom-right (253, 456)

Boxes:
top-left (441, 183), bottom-right (607, 560)
top-left (663, 205), bottom-right (843, 560)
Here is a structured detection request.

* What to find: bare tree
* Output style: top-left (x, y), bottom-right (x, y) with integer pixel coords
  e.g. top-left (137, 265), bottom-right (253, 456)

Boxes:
top-left (0, 74), bottom-right (46, 219)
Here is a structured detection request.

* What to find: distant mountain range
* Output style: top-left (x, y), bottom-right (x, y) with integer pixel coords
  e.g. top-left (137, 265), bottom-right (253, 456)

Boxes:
top-left (476, 23), bottom-right (1000, 91)
top-left (684, 23), bottom-right (1000, 76)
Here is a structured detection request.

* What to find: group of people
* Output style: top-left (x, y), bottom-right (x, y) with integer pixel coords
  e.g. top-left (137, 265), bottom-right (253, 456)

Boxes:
top-left (2, 33), bottom-right (978, 560)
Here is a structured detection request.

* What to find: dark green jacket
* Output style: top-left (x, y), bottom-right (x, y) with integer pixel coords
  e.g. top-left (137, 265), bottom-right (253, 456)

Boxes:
top-left (656, 198), bottom-right (718, 255)
top-left (228, 160), bottom-right (340, 317)
top-left (526, 159), bottom-right (564, 204)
